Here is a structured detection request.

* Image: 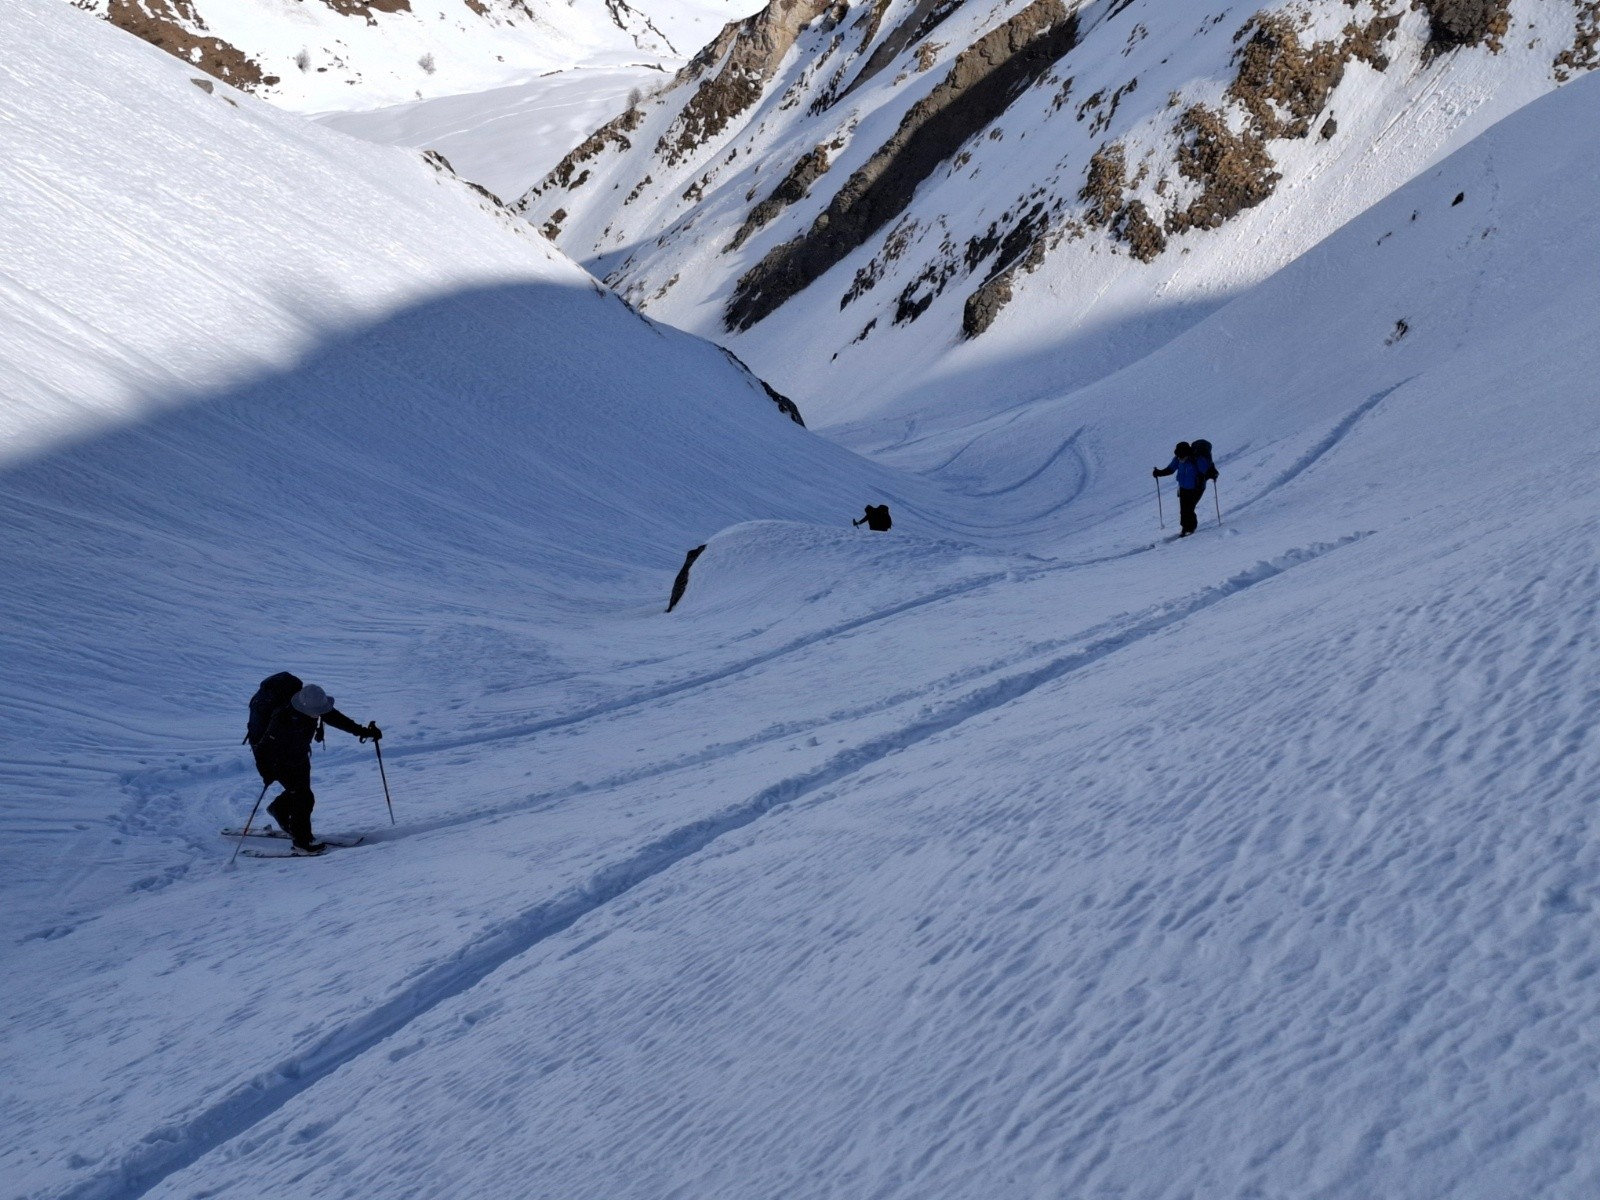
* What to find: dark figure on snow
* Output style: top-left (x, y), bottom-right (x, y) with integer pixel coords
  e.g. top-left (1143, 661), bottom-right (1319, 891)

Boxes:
top-left (246, 672), bottom-right (381, 854)
top-left (1153, 441), bottom-right (1217, 537)
top-left (854, 503), bottom-right (892, 531)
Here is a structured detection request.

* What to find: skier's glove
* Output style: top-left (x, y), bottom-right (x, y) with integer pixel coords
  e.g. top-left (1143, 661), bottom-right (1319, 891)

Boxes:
top-left (1151, 468), bottom-right (1160, 478)
top-left (362, 723), bottom-right (383, 743)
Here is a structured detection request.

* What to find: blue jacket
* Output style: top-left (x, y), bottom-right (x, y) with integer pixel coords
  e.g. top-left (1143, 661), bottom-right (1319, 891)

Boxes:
top-left (1157, 456), bottom-right (1205, 490)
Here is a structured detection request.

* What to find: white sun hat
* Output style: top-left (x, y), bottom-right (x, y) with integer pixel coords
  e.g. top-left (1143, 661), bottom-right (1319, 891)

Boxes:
top-left (291, 684), bottom-right (335, 716)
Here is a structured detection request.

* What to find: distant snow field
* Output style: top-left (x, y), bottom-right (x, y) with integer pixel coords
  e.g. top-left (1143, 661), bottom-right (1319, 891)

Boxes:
top-left (6, 1), bottom-right (1600, 1199)
top-left (304, 0), bottom-right (771, 198)
top-left (315, 63), bottom-right (674, 202)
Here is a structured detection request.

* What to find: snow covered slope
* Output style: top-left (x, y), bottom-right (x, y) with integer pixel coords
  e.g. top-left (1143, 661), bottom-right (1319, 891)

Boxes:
top-left (69, 0), bottom-right (761, 112)
top-left (0, 0), bottom-right (911, 929)
top-left (312, 64), bottom-right (680, 201)
top-left (7, 0), bottom-right (1600, 1197)
top-left (101, 72), bottom-right (1595, 1198)
top-left (519, 0), bottom-right (1598, 434)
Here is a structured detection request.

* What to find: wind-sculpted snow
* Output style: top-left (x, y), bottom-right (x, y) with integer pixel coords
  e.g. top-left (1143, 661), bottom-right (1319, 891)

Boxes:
top-left (184, 512), bottom-right (1599, 1200)
top-left (8, 0), bottom-right (1600, 1196)
top-left (47, 528), bottom-right (1372, 1200)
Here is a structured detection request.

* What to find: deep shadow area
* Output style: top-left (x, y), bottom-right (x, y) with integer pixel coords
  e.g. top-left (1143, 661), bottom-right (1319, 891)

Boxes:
top-left (0, 278), bottom-right (902, 922)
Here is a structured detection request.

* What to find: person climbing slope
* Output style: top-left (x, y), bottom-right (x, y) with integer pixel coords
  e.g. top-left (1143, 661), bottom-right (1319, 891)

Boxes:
top-left (854, 504), bottom-right (892, 531)
top-left (1153, 442), bottom-right (1206, 538)
top-left (245, 672), bottom-right (381, 855)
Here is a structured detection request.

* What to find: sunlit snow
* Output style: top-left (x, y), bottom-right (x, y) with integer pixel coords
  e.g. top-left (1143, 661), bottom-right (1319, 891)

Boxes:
top-left (4, 2), bottom-right (1600, 1199)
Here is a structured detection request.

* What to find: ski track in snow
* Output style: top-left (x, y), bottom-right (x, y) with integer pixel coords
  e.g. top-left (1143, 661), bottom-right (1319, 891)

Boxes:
top-left (58, 534), bottom-right (1365, 1200)
top-left (12, 5), bottom-right (1600, 1195)
top-left (109, 562), bottom-right (1021, 816)
top-left (110, 509), bottom-right (1122, 832)
top-left (961, 427), bottom-right (1091, 504)
top-left (1233, 379), bottom-right (1410, 515)
top-left (109, 509), bottom-right (1278, 869)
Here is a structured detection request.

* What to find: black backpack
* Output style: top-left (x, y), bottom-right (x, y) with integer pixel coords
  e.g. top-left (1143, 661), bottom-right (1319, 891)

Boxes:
top-left (1191, 439), bottom-right (1218, 479)
top-left (864, 504), bottom-right (892, 531)
top-left (245, 671), bottom-right (302, 747)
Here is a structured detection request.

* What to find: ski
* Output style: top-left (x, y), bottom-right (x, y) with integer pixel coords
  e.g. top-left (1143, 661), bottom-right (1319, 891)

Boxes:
top-left (223, 828), bottom-right (363, 848)
top-left (239, 836), bottom-right (365, 859)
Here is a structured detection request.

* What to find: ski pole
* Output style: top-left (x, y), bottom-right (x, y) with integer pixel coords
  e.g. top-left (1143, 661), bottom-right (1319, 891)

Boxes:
top-left (230, 781), bottom-right (271, 867)
top-left (374, 737), bottom-right (395, 825)
top-left (1214, 481), bottom-right (1223, 527)
top-left (1155, 476), bottom-right (1164, 529)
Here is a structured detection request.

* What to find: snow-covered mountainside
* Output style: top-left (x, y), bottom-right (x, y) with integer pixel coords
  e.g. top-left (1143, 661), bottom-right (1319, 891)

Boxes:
top-left (521, 0), bottom-right (1599, 431)
top-left (69, 0), bottom-right (761, 111)
top-left (0, 0), bottom-right (909, 925)
top-left (8, 0), bottom-right (1600, 1197)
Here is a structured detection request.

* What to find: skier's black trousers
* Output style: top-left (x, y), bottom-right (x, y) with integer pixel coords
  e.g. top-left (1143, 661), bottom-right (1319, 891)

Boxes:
top-left (256, 753), bottom-right (316, 838)
top-left (1178, 486), bottom-right (1203, 535)
top-left (250, 706), bottom-right (365, 840)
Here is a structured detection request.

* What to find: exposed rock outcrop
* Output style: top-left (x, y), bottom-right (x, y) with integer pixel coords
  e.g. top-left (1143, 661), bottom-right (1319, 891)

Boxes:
top-left (322, 0), bottom-right (411, 20)
top-left (726, 0), bottom-right (1080, 331)
top-left (666, 544), bottom-right (707, 612)
top-left (86, 0), bottom-right (659, 106)
top-left (960, 206), bottom-right (1055, 337)
top-left (1555, 0), bottom-right (1600, 79)
top-left (719, 349), bottom-right (807, 424)
top-left (1228, 11), bottom-right (1354, 138)
top-left (656, 0), bottom-right (839, 167)
top-left (835, 0), bottom-right (962, 100)
top-left (523, 0), bottom-right (1599, 359)
top-left (536, 105), bottom-right (648, 196)
top-left (729, 145), bottom-right (833, 250)
top-left (961, 271), bottom-right (1012, 338)
top-left (1165, 104), bottom-right (1280, 235)
top-left (1086, 8), bottom-right (1401, 262)
top-left (103, 0), bottom-right (269, 91)
top-left (1414, 0), bottom-right (1510, 56)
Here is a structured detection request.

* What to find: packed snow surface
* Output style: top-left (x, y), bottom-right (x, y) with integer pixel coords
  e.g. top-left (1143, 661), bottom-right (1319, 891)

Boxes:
top-left (5, 2), bottom-right (1600, 1199)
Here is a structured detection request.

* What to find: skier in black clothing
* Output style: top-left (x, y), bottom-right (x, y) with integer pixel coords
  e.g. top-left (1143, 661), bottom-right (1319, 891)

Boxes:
top-left (250, 680), bottom-right (381, 854)
top-left (853, 504), bottom-right (892, 531)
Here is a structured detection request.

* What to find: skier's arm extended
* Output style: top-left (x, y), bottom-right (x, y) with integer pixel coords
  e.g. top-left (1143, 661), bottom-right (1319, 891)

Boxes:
top-left (323, 708), bottom-right (378, 739)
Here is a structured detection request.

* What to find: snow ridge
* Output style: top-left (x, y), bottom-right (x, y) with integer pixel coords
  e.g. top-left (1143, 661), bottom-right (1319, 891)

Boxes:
top-left (56, 532), bottom-right (1363, 1200)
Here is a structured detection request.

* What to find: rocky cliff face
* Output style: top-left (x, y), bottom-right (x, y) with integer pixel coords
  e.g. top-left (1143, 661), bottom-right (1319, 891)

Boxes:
top-left (518, 0), bottom-right (1597, 422)
top-left (83, 0), bottom-right (271, 90)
